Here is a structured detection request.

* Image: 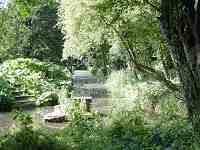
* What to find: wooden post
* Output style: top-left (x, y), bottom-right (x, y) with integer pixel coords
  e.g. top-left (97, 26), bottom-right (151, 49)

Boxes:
top-left (72, 96), bottom-right (93, 112)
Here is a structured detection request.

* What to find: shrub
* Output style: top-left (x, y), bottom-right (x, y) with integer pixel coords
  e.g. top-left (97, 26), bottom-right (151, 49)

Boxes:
top-left (36, 92), bottom-right (59, 106)
top-left (151, 119), bottom-right (195, 149)
top-left (0, 58), bottom-right (72, 110)
top-left (61, 56), bottom-right (87, 73)
top-left (0, 111), bottom-right (66, 150)
top-left (105, 70), bottom-right (178, 113)
top-left (56, 107), bottom-right (196, 150)
top-left (0, 77), bottom-right (14, 111)
top-left (0, 95), bottom-right (13, 112)
top-left (0, 108), bottom-right (197, 150)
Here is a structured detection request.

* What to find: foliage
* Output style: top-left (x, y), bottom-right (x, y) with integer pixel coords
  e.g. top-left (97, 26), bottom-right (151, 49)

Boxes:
top-left (105, 70), bottom-right (181, 115)
top-left (105, 70), bottom-right (138, 99)
top-left (58, 0), bottom-right (160, 63)
top-left (0, 58), bottom-right (72, 109)
top-left (0, 111), bottom-right (65, 150)
top-left (0, 0), bottom-right (64, 63)
top-left (61, 56), bottom-right (87, 73)
top-left (88, 40), bottom-right (112, 78)
top-left (52, 103), bottom-right (197, 149)
top-left (109, 44), bottom-right (128, 70)
top-left (0, 3), bottom-right (30, 61)
top-left (12, 110), bottom-right (33, 128)
top-left (35, 91), bottom-right (59, 106)
top-left (58, 0), bottom-right (178, 91)
top-left (0, 77), bottom-right (14, 111)
top-left (27, 2), bottom-right (64, 63)
top-left (0, 104), bottom-right (197, 150)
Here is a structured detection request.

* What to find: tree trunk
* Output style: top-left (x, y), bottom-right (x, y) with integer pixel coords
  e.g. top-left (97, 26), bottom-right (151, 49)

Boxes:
top-left (160, 0), bottom-right (200, 144)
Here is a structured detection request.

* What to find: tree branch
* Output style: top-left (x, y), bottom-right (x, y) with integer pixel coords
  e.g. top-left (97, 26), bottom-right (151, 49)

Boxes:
top-left (99, 14), bottom-right (179, 91)
top-left (134, 62), bottom-right (179, 91)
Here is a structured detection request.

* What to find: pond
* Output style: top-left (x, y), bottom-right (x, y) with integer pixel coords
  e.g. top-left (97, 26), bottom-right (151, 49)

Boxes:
top-left (0, 98), bottom-right (113, 135)
top-left (0, 106), bottom-right (67, 135)
top-left (0, 70), bottom-right (113, 135)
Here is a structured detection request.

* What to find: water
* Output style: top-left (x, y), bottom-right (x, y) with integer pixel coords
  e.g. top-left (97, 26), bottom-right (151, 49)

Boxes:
top-left (0, 70), bottom-right (112, 134)
top-left (0, 98), bottom-right (113, 135)
top-left (0, 106), bottom-right (67, 135)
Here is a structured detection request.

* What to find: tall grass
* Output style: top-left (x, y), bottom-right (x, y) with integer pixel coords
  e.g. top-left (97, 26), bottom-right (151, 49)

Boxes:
top-left (105, 70), bottom-right (187, 119)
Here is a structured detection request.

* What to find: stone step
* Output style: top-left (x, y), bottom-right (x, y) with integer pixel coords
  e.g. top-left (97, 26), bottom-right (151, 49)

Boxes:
top-left (43, 112), bottom-right (67, 123)
top-left (72, 74), bottom-right (96, 78)
top-left (91, 101), bottom-right (111, 107)
top-left (71, 96), bottom-right (92, 101)
top-left (72, 70), bottom-right (110, 112)
top-left (11, 90), bottom-right (26, 96)
top-left (14, 100), bottom-right (36, 108)
top-left (73, 77), bottom-right (98, 84)
top-left (72, 70), bottom-right (99, 84)
top-left (15, 95), bottom-right (35, 101)
top-left (73, 70), bottom-right (93, 76)
top-left (77, 83), bottom-right (106, 89)
top-left (73, 88), bottom-right (108, 98)
top-left (15, 99), bottom-right (35, 104)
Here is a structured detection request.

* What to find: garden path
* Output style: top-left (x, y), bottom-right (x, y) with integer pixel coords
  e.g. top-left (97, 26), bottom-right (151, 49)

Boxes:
top-left (72, 70), bottom-right (112, 114)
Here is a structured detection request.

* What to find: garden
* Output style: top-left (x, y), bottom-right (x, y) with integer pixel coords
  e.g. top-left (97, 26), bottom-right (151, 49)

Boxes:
top-left (0, 0), bottom-right (200, 149)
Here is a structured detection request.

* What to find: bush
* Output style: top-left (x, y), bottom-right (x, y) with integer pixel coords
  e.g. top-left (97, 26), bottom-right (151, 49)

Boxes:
top-left (0, 107), bottom-right (197, 150)
top-left (0, 77), bottom-right (14, 111)
top-left (105, 70), bottom-right (177, 112)
top-left (54, 107), bottom-right (196, 150)
top-left (61, 56), bottom-right (87, 73)
top-left (0, 95), bottom-right (13, 112)
top-left (0, 111), bottom-right (65, 150)
top-left (151, 119), bottom-right (194, 149)
top-left (0, 58), bottom-right (72, 110)
top-left (36, 92), bottom-right (59, 106)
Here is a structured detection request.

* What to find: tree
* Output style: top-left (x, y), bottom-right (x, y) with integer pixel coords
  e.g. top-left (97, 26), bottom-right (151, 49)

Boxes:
top-left (0, 0), bottom-right (64, 63)
top-left (88, 39), bottom-right (112, 78)
top-left (59, 0), bottom-right (200, 144)
top-left (0, 2), bottom-right (30, 61)
top-left (58, 0), bottom-right (177, 89)
top-left (28, 3), bottom-right (64, 63)
top-left (160, 0), bottom-right (200, 143)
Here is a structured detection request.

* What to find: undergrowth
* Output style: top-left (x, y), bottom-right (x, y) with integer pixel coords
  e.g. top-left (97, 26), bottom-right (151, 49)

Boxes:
top-left (0, 100), bottom-right (197, 150)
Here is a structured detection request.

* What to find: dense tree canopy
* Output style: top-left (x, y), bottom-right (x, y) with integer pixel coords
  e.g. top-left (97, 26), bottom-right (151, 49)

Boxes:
top-left (58, 0), bottom-right (200, 144)
top-left (58, 0), bottom-right (177, 88)
top-left (1, 0), bottom-right (200, 148)
top-left (0, 0), bottom-right (64, 63)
